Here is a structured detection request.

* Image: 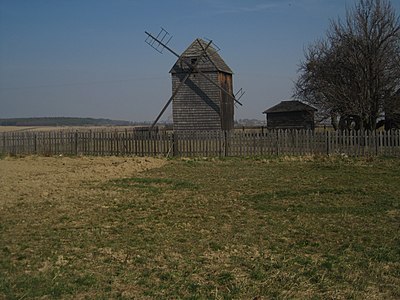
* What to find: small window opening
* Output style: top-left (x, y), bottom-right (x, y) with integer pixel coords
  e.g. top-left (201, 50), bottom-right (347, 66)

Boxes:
top-left (191, 58), bottom-right (197, 65)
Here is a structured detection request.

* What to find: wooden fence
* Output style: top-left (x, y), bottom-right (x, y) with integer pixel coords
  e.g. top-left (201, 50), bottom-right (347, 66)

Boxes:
top-left (1, 129), bottom-right (400, 157)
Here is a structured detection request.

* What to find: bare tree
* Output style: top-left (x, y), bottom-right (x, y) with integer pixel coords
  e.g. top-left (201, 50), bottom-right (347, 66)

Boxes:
top-left (295, 0), bottom-right (400, 130)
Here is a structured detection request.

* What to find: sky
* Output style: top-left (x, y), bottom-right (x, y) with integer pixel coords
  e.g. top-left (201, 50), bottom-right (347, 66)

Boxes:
top-left (1, 0), bottom-right (400, 122)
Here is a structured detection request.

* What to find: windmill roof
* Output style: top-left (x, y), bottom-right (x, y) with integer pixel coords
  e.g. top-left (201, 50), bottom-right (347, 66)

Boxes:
top-left (170, 38), bottom-right (233, 74)
top-left (263, 101), bottom-right (317, 114)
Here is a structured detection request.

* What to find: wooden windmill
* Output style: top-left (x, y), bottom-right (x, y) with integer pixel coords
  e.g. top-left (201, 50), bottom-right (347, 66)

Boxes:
top-left (145, 28), bottom-right (244, 131)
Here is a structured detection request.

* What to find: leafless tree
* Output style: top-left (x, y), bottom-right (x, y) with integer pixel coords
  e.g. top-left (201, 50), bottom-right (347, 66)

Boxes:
top-left (295, 0), bottom-right (400, 130)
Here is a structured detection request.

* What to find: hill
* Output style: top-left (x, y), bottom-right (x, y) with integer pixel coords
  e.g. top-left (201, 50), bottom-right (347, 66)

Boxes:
top-left (0, 117), bottom-right (133, 127)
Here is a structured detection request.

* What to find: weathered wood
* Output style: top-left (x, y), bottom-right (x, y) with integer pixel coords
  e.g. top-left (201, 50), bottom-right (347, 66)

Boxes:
top-left (171, 40), bottom-right (235, 132)
top-left (1, 129), bottom-right (400, 157)
top-left (264, 101), bottom-right (316, 130)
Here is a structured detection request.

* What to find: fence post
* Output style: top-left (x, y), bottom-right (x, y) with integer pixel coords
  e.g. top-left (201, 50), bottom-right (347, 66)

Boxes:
top-left (326, 130), bottom-right (329, 155)
top-left (74, 131), bottom-right (78, 155)
top-left (172, 132), bottom-right (177, 157)
top-left (276, 130), bottom-right (280, 156)
top-left (2, 133), bottom-right (5, 154)
top-left (124, 128), bottom-right (128, 155)
top-left (224, 130), bottom-right (228, 157)
top-left (115, 131), bottom-right (119, 156)
top-left (34, 133), bottom-right (37, 154)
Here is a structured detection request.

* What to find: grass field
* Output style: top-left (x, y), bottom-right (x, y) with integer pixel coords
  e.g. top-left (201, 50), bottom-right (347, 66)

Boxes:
top-left (0, 126), bottom-right (138, 133)
top-left (1, 155), bottom-right (399, 299)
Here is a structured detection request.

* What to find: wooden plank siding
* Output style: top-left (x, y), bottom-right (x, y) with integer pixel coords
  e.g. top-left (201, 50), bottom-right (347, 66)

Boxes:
top-left (170, 38), bottom-right (235, 132)
top-left (263, 101), bottom-right (317, 130)
top-left (1, 129), bottom-right (400, 158)
top-left (172, 72), bottom-right (221, 131)
top-left (219, 73), bottom-right (234, 131)
top-left (266, 111), bottom-right (315, 130)
top-left (172, 71), bottom-right (234, 132)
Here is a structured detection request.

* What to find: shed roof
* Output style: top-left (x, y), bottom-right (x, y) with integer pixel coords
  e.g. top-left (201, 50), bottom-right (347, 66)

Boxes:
top-left (263, 101), bottom-right (317, 114)
top-left (170, 38), bottom-right (233, 74)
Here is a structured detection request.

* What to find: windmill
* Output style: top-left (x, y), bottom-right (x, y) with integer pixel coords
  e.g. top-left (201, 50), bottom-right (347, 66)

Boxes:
top-left (145, 28), bottom-right (244, 131)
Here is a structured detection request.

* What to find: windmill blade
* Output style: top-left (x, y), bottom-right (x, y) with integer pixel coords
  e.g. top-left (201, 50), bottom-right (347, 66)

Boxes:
top-left (145, 28), bottom-right (173, 54)
top-left (195, 39), bottom-right (243, 106)
top-left (149, 40), bottom-right (213, 130)
top-left (149, 67), bottom-right (194, 130)
top-left (203, 38), bottom-right (221, 52)
top-left (235, 88), bottom-right (245, 102)
top-left (145, 30), bottom-right (181, 57)
top-left (196, 67), bottom-right (242, 106)
top-left (233, 89), bottom-right (245, 108)
top-left (145, 31), bottom-right (243, 106)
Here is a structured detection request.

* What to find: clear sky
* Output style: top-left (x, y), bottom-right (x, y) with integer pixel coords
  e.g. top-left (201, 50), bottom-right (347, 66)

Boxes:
top-left (1, 0), bottom-right (399, 122)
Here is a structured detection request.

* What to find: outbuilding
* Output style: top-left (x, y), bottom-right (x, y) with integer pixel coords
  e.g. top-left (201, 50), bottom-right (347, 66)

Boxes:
top-left (384, 88), bottom-right (400, 130)
top-left (263, 100), bottom-right (317, 130)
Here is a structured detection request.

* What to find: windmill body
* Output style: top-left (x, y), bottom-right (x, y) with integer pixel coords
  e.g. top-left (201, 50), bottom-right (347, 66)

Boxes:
top-left (145, 29), bottom-right (243, 131)
top-left (170, 39), bottom-right (234, 131)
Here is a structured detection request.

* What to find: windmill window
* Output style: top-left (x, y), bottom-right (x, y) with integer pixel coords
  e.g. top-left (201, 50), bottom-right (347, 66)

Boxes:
top-left (191, 58), bottom-right (197, 65)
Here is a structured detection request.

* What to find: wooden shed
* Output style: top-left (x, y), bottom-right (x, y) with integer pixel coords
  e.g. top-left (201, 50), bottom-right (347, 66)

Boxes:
top-left (170, 39), bottom-right (234, 131)
top-left (263, 100), bottom-right (317, 130)
top-left (384, 88), bottom-right (400, 130)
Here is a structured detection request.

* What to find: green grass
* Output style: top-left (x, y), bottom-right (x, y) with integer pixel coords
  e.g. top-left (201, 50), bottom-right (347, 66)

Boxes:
top-left (1, 156), bottom-right (400, 299)
top-left (108, 177), bottom-right (199, 194)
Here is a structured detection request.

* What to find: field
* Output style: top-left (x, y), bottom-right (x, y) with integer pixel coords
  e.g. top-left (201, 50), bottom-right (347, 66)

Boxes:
top-left (0, 155), bottom-right (399, 299)
top-left (0, 126), bottom-right (138, 133)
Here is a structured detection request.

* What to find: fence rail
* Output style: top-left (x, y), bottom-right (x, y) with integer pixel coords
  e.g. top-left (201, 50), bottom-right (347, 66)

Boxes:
top-left (1, 129), bottom-right (400, 157)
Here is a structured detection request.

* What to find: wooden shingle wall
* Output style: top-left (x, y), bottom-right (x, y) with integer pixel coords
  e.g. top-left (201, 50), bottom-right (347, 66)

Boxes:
top-left (267, 111), bottom-right (315, 130)
top-left (172, 72), bottom-right (231, 131)
top-left (219, 73), bottom-right (234, 131)
top-left (170, 38), bottom-right (235, 132)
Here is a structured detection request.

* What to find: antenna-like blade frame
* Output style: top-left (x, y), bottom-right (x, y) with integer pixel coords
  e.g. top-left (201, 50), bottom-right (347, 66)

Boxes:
top-left (145, 28), bottom-right (173, 54)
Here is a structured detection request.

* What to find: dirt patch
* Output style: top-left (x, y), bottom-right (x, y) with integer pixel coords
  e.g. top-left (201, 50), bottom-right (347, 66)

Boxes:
top-left (0, 155), bottom-right (166, 208)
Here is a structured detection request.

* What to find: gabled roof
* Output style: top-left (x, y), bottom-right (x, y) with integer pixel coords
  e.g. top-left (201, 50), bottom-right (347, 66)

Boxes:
top-left (170, 38), bottom-right (233, 74)
top-left (263, 101), bottom-right (317, 114)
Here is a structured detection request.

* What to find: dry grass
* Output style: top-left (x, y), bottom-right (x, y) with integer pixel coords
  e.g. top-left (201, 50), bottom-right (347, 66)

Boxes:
top-left (1, 155), bottom-right (399, 299)
top-left (0, 126), bottom-right (142, 133)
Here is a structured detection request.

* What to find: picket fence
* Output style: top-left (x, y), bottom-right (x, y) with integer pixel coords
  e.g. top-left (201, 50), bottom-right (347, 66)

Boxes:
top-left (1, 129), bottom-right (400, 157)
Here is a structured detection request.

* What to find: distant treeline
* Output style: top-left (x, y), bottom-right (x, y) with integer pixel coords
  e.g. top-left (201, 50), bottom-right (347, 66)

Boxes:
top-left (0, 117), bottom-right (134, 127)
